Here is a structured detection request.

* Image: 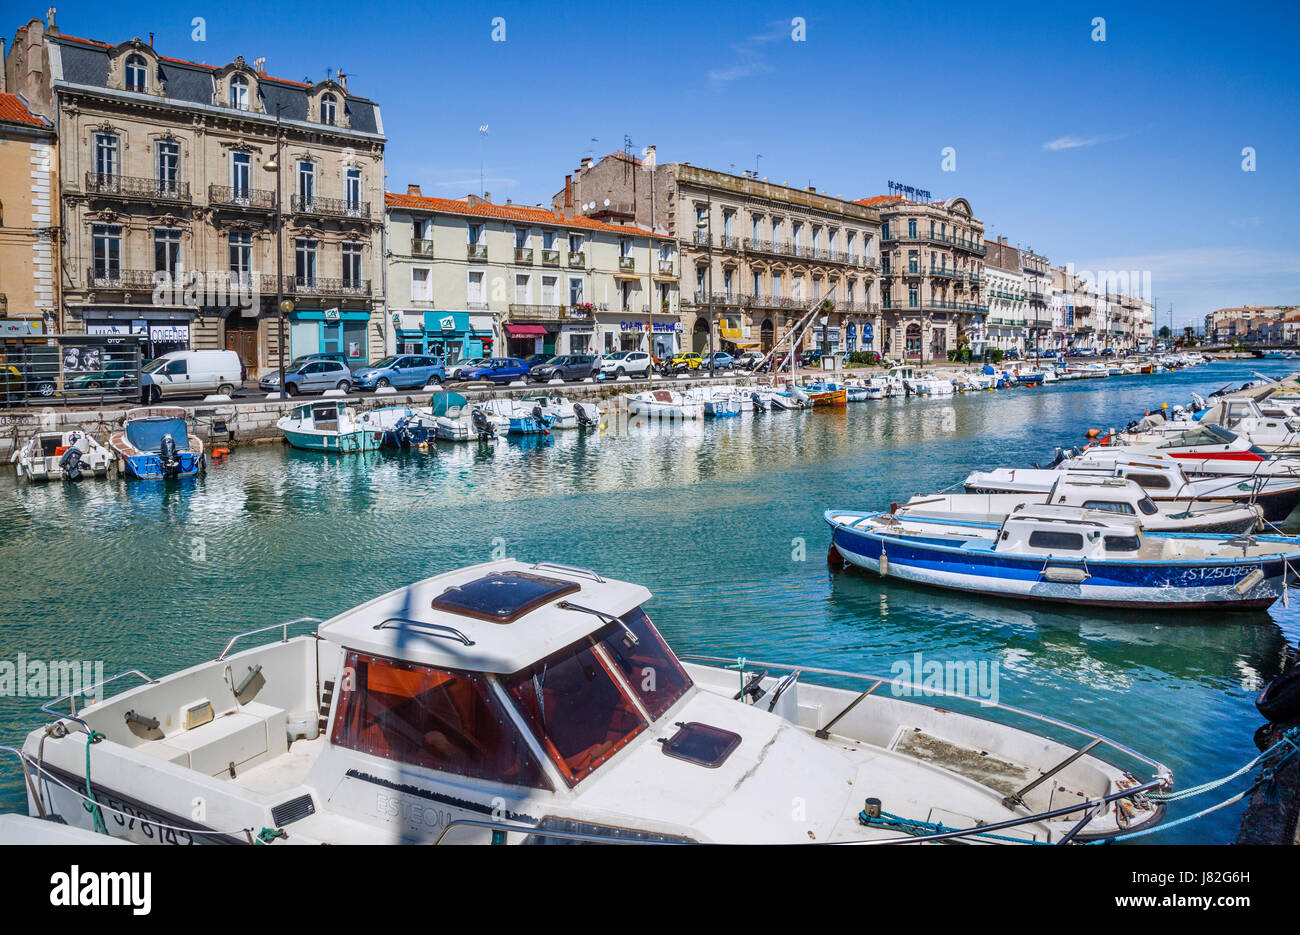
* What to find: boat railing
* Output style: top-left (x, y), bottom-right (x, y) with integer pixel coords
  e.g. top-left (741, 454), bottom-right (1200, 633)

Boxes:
top-left (40, 668), bottom-right (159, 732)
top-left (373, 617), bottom-right (475, 646)
top-left (431, 817), bottom-right (686, 845)
top-left (677, 653), bottom-right (1170, 783)
top-left (529, 561), bottom-right (605, 583)
top-left (216, 617), bottom-right (325, 661)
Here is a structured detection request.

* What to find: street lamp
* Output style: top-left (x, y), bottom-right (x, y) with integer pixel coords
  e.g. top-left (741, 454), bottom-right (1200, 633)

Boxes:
top-left (262, 104), bottom-right (292, 395)
top-left (697, 193), bottom-right (715, 378)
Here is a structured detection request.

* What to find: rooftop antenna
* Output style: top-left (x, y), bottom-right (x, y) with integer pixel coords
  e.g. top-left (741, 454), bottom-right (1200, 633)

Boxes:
top-left (586, 137), bottom-right (598, 160)
top-left (756, 153), bottom-right (763, 177)
top-left (478, 124), bottom-right (489, 197)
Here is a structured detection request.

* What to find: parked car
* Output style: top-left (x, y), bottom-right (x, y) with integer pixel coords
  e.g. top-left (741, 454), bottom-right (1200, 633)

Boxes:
top-left (289, 351), bottom-right (350, 370)
top-left (669, 351), bottom-right (703, 371)
top-left (699, 351), bottom-right (736, 370)
top-left (448, 357), bottom-right (489, 381)
top-left (522, 354), bottom-right (551, 370)
top-left (529, 354), bottom-right (600, 383)
top-left (258, 358), bottom-right (353, 396)
top-left (599, 350), bottom-right (653, 379)
top-left (798, 349), bottom-right (824, 367)
top-left (64, 359), bottom-right (136, 394)
top-left (1100, 347), bottom-right (1116, 358)
top-left (352, 354), bottom-right (446, 391)
top-left (141, 349), bottom-right (245, 402)
top-left (458, 357), bottom-right (532, 384)
top-left (735, 350), bottom-right (764, 370)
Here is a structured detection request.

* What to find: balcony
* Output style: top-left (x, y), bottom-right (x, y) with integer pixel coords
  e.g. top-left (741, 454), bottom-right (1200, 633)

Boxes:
top-left (290, 195), bottom-right (371, 220)
top-left (657, 260), bottom-right (676, 275)
top-left (467, 243), bottom-right (488, 261)
top-left (411, 239), bottom-right (435, 257)
top-left (85, 173), bottom-right (190, 203)
top-left (206, 184), bottom-right (277, 211)
top-left (508, 304), bottom-right (564, 321)
top-left (719, 235), bottom-right (740, 250)
top-left (285, 276), bottom-right (372, 297)
top-left (618, 256), bottom-right (636, 272)
top-left (85, 267), bottom-right (162, 290)
top-left (567, 252), bottom-right (585, 267)
top-left (541, 249), bottom-right (560, 266)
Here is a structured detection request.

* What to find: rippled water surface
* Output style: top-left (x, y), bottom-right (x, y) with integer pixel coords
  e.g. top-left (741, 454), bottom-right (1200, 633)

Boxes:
top-left (2, 360), bottom-right (1297, 843)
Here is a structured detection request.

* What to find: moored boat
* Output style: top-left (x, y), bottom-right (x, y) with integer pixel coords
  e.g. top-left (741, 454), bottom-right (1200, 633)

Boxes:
top-left (11, 428), bottom-right (115, 482)
top-left (626, 389), bottom-right (702, 419)
top-left (276, 401), bottom-right (382, 453)
top-left (109, 407), bottom-right (205, 479)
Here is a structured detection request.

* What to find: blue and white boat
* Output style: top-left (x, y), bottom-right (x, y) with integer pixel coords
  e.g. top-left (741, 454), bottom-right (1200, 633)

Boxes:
top-left (277, 401), bottom-right (382, 453)
top-left (108, 407), bottom-right (205, 479)
top-left (358, 405), bottom-right (437, 447)
top-left (825, 504), bottom-right (1300, 611)
top-left (479, 398), bottom-right (556, 435)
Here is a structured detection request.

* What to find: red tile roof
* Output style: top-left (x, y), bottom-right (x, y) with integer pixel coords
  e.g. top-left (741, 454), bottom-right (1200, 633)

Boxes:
top-left (385, 193), bottom-right (675, 239)
top-left (0, 92), bottom-right (47, 127)
top-left (55, 33), bottom-right (315, 89)
top-left (854, 195), bottom-right (906, 207)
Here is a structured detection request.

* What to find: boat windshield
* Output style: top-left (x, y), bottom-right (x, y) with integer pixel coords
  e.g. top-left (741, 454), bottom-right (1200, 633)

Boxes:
top-left (1156, 425), bottom-right (1238, 449)
top-left (503, 629), bottom-right (654, 786)
top-left (595, 608), bottom-right (693, 719)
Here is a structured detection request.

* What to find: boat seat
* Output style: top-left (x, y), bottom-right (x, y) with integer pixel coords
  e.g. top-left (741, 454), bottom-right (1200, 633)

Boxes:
top-left (159, 701), bottom-right (289, 777)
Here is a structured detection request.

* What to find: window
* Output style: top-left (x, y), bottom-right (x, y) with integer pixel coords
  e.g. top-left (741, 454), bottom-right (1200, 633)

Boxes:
top-left (125, 54), bottom-right (148, 92)
top-left (1081, 500), bottom-right (1135, 515)
top-left (295, 238), bottom-right (317, 285)
top-left (791, 222), bottom-right (802, 248)
top-left (320, 93), bottom-right (337, 125)
top-left (503, 640), bottom-right (648, 786)
top-left (514, 274), bottom-right (531, 305)
top-left (596, 608), bottom-right (692, 720)
top-left (94, 133), bottom-right (119, 179)
top-left (908, 250), bottom-right (919, 274)
top-left (411, 268), bottom-right (431, 301)
top-left (568, 233), bottom-right (583, 254)
top-left (155, 141), bottom-right (179, 195)
top-left (907, 219), bottom-right (917, 238)
top-left (620, 238), bottom-right (633, 258)
top-left (468, 223), bottom-right (484, 245)
top-left (541, 275), bottom-right (557, 306)
top-left (1104, 535), bottom-right (1141, 552)
top-left (297, 161), bottom-right (315, 207)
top-left (567, 276), bottom-right (583, 305)
top-left (342, 243), bottom-right (363, 288)
top-left (229, 232), bottom-right (252, 282)
top-left (1126, 473), bottom-right (1171, 490)
top-left (154, 228), bottom-right (182, 277)
top-left (92, 225), bottom-right (121, 280)
top-left (1027, 530), bottom-right (1084, 551)
top-left (752, 215), bottom-right (761, 242)
top-left (752, 271), bottom-right (762, 295)
top-left (467, 270), bottom-right (485, 305)
top-left (772, 273), bottom-right (782, 299)
top-left (231, 151), bottom-right (250, 195)
top-left (230, 74), bottom-right (249, 110)
top-left (514, 227), bottom-right (529, 249)
top-left (345, 168), bottom-right (362, 213)
top-left (1136, 497), bottom-right (1158, 515)
top-left (542, 229), bottom-right (556, 250)
top-left (331, 652), bottom-right (550, 789)
top-left (722, 210), bottom-right (734, 238)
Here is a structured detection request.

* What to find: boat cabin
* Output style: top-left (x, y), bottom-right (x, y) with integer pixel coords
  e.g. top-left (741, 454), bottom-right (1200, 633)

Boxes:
top-left (1045, 474), bottom-right (1160, 517)
top-left (996, 505), bottom-right (1144, 560)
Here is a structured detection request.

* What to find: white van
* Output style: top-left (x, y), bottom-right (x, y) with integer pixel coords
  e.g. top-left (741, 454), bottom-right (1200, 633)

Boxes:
top-left (140, 349), bottom-right (244, 402)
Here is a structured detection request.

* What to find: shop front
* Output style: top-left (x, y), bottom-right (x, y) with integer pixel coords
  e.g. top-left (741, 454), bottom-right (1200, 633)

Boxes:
top-left (599, 314), bottom-right (682, 358)
top-left (288, 308), bottom-right (371, 369)
top-left (395, 311), bottom-right (494, 364)
top-left (504, 322), bottom-right (550, 358)
top-left (561, 323), bottom-right (595, 355)
top-left (81, 307), bottom-right (194, 360)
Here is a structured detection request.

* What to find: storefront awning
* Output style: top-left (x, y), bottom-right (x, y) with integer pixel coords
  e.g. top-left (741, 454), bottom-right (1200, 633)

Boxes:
top-left (504, 323), bottom-right (547, 336)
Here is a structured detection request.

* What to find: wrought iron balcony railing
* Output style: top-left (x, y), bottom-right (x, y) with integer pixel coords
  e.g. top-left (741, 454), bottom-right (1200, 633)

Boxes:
top-left (618, 256), bottom-right (636, 271)
top-left (86, 173), bottom-right (190, 202)
top-left (411, 239), bottom-right (435, 257)
top-left (285, 275), bottom-right (372, 296)
top-left (515, 247), bottom-right (534, 263)
top-left (567, 252), bottom-right (585, 267)
top-left (208, 184), bottom-right (276, 210)
top-left (290, 195), bottom-right (371, 219)
top-left (467, 243), bottom-right (488, 261)
top-left (541, 249), bottom-right (561, 266)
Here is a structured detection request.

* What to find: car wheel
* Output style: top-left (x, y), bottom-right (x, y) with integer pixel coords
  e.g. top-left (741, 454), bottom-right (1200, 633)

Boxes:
top-left (616, 367), bottom-right (625, 378)
top-left (337, 380), bottom-right (351, 393)
top-left (429, 376), bottom-right (443, 386)
top-left (217, 383), bottom-right (235, 396)
top-left (285, 383), bottom-right (299, 397)
top-left (37, 382), bottom-right (55, 398)
top-left (86, 381), bottom-right (102, 390)
top-left (377, 377), bottom-right (391, 388)
top-left (147, 385), bottom-right (162, 404)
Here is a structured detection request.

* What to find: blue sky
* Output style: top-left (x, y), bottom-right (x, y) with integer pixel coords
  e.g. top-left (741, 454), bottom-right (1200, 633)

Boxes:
top-left (17, 0), bottom-right (1300, 329)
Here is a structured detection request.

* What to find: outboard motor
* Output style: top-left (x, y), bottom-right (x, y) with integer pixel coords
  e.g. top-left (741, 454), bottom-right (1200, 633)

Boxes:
top-left (573, 402), bottom-right (598, 428)
top-left (471, 408), bottom-right (495, 441)
top-left (58, 433), bottom-right (87, 481)
top-left (531, 405), bottom-right (553, 432)
top-left (750, 391), bottom-right (768, 412)
top-left (159, 433), bottom-right (181, 477)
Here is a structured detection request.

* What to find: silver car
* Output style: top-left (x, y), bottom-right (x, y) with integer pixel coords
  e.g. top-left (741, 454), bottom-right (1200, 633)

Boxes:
top-left (259, 359), bottom-right (353, 396)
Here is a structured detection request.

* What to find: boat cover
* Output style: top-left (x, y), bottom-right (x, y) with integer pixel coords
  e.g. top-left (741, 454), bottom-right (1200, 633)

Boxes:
top-left (428, 392), bottom-right (468, 417)
top-left (125, 417), bottom-right (189, 453)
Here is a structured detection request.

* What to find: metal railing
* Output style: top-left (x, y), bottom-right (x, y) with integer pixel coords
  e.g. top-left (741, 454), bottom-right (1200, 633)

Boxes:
top-left (618, 256), bottom-right (636, 271)
top-left (411, 239), bottom-right (435, 256)
top-left (567, 252), bottom-right (585, 267)
top-left (208, 184), bottom-right (276, 210)
top-left (467, 243), bottom-right (488, 260)
top-left (40, 669), bottom-right (158, 733)
top-left (217, 617), bottom-right (326, 661)
top-left (291, 195), bottom-right (370, 219)
top-left (514, 247), bottom-right (533, 263)
top-left (285, 275), bottom-right (372, 296)
top-left (541, 249), bottom-right (561, 266)
top-left (85, 172), bottom-right (190, 202)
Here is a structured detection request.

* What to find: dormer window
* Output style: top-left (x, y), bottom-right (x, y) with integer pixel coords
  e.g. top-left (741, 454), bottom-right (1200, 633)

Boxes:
top-left (321, 93), bottom-right (337, 125)
top-left (125, 54), bottom-right (148, 92)
top-left (230, 75), bottom-right (249, 110)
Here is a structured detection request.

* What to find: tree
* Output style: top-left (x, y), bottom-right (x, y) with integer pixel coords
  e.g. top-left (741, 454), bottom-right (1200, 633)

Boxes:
top-left (1158, 325), bottom-right (1171, 339)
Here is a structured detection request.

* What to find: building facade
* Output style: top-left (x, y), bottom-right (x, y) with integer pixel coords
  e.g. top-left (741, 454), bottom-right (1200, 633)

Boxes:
top-left (1019, 246), bottom-right (1051, 351)
top-left (982, 238), bottom-right (1025, 353)
top-left (386, 187), bottom-right (680, 362)
top-left (862, 195), bottom-right (986, 363)
top-left (5, 14), bottom-right (386, 373)
top-left (0, 87), bottom-right (58, 336)
top-left (557, 151), bottom-right (882, 359)
top-left (1204, 306), bottom-right (1300, 344)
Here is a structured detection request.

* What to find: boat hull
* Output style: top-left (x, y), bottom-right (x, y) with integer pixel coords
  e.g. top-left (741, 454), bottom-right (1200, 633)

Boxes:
top-left (283, 428), bottom-right (381, 452)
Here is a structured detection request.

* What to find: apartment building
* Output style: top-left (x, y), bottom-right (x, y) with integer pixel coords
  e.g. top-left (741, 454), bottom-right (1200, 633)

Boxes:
top-left (1204, 306), bottom-right (1300, 344)
top-left (1020, 246), bottom-right (1051, 350)
top-left (982, 238), bottom-right (1025, 353)
top-left (4, 13), bottom-right (386, 372)
top-left (0, 86), bottom-right (57, 335)
top-left (556, 150), bottom-right (882, 358)
top-left (860, 195), bottom-right (985, 363)
top-left (386, 187), bottom-right (680, 361)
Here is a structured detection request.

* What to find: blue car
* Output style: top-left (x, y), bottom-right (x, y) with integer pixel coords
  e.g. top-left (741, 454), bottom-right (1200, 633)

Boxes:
top-left (459, 357), bottom-right (532, 384)
top-left (352, 354), bottom-right (446, 391)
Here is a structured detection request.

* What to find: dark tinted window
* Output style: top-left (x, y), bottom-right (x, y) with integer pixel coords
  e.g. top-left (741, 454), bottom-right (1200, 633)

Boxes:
top-left (1104, 535), bottom-right (1141, 552)
top-left (1083, 500), bottom-right (1135, 515)
top-left (597, 608), bottom-right (692, 720)
top-left (1028, 530), bottom-right (1084, 550)
top-left (1126, 473), bottom-right (1171, 490)
top-left (431, 571), bottom-right (579, 624)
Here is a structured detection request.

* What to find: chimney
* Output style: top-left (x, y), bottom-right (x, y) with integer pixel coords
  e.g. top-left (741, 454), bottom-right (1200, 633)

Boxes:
top-left (337, 69), bottom-right (347, 92)
top-left (149, 32), bottom-right (154, 48)
top-left (467, 192), bottom-right (491, 207)
top-left (563, 174), bottom-right (573, 208)
top-left (46, 7), bottom-right (57, 33)
top-left (0, 41), bottom-right (6, 93)
top-left (406, 184), bottom-right (422, 196)
top-left (643, 144), bottom-right (656, 168)
top-left (253, 57), bottom-right (266, 75)
top-left (580, 156), bottom-right (593, 170)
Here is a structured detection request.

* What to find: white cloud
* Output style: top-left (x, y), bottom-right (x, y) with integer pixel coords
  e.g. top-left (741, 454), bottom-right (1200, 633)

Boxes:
top-left (1042, 135), bottom-right (1108, 151)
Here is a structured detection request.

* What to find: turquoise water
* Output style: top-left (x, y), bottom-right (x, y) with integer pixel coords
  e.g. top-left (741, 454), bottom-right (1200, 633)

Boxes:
top-left (2, 360), bottom-right (1297, 843)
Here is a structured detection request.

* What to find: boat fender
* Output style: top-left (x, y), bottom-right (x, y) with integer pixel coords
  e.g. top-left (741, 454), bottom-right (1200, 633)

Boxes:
top-left (827, 543), bottom-right (844, 569)
top-left (1255, 665), bottom-right (1300, 723)
top-left (879, 551), bottom-right (889, 577)
top-left (1234, 567), bottom-right (1266, 595)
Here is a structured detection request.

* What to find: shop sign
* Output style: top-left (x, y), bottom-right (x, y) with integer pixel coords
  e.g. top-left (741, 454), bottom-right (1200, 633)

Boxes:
top-left (149, 324), bottom-right (189, 342)
top-left (324, 307), bottom-right (341, 322)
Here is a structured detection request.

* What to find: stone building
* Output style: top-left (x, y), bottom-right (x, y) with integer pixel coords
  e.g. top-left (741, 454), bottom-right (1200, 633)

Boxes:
top-left (0, 85), bottom-right (58, 336)
top-left (386, 187), bottom-right (680, 361)
top-left (982, 238), bottom-right (1025, 354)
top-left (1019, 246), bottom-right (1051, 351)
top-left (4, 13), bottom-right (385, 373)
top-left (555, 150), bottom-right (882, 358)
top-left (858, 195), bottom-right (986, 363)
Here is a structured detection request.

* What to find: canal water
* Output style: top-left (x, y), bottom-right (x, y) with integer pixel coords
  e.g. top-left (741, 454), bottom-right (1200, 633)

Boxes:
top-left (2, 359), bottom-right (1297, 843)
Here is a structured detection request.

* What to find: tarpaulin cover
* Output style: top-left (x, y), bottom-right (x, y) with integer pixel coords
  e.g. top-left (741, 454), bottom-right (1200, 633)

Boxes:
top-left (125, 417), bottom-right (189, 453)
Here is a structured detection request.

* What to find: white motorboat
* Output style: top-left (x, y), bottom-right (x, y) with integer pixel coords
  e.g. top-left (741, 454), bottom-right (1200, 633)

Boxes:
top-left (902, 473), bottom-right (1262, 535)
top-left (277, 401), bottom-right (381, 453)
top-left (15, 559), bottom-right (1172, 844)
top-left (909, 373), bottom-right (955, 397)
top-left (685, 385), bottom-right (747, 417)
top-left (519, 392), bottom-right (601, 430)
top-left (11, 428), bottom-right (114, 482)
top-left (626, 389), bottom-right (703, 419)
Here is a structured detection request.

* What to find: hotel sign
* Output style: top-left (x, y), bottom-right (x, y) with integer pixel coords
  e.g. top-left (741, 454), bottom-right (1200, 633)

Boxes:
top-left (887, 180), bottom-right (932, 202)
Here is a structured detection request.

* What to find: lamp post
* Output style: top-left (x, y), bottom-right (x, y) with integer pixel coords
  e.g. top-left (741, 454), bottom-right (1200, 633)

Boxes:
top-left (262, 104), bottom-right (293, 394)
top-left (697, 192), bottom-right (714, 378)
